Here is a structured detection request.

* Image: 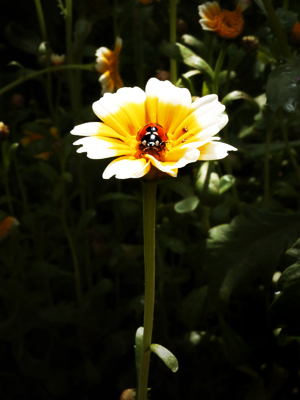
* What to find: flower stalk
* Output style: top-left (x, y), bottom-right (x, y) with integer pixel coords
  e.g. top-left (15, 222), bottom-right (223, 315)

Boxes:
top-left (212, 41), bottom-right (228, 94)
top-left (261, 0), bottom-right (291, 58)
top-left (138, 180), bottom-right (157, 400)
top-left (0, 64), bottom-right (94, 97)
top-left (34, 0), bottom-right (55, 119)
top-left (169, 0), bottom-right (177, 85)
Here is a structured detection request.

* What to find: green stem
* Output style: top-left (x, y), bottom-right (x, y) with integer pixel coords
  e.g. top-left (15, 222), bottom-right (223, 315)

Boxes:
top-left (3, 176), bottom-right (14, 215)
top-left (0, 63), bottom-right (94, 97)
top-left (222, 126), bottom-right (241, 211)
top-left (169, 0), bottom-right (177, 85)
top-left (34, 0), bottom-right (55, 119)
top-left (34, 0), bottom-right (47, 41)
top-left (278, 108), bottom-right (300, 184)
top-left (212, 41), bottom-right (228, 95)
top-left (134, 5), bottom-right (144, 88)
top-left (261, 0), bottom-right (291, 58)
top-left (138, 181), bottom-right (157, 400)
top-left (113, 0), bottom-right (119, 38)
top-left (60, 167), bottom-right (82, 306)
top-left (263, 126), bottom-right (273, 210)
top-left (283, 0), bottom-right (289, 9)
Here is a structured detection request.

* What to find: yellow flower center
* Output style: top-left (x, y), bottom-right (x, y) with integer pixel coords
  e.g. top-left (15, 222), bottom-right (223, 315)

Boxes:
top-left (214, 9), bottom-right (244, 39)
top-left (106, 52), bottom-right (119, 79)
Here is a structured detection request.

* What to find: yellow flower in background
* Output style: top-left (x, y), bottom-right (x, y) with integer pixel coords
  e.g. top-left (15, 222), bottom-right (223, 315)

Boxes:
top-left (95, 37), bottom-right (123, 95)
top-left (0, 217), bottom-right (19, 241)
top-left (71, 78), bottom-right (236, 180)
top-left (20, 131), bottom-right (44, 147)
top-left (199, 1), bottom-right (247, 39)
top-left (0, 122), bottom-right (9, 141)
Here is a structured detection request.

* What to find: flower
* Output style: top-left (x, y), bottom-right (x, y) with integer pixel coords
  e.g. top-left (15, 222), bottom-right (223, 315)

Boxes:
top-left (0, 122), bottom-right (9, 141)
top-left (290, 21), bottom-right (300, 46)
top-left (95, 37), bottom-right (123, 95)
top-left (120, 389), bottom-right (136, 400)
top-left (51, 53), bottom-right (66, 66)
top-left (199, 1), bottom-right (247, 39)
top-left (0, 217), bottom-right (19, 241)
top-left (71, 78), bottom-right (236, 180)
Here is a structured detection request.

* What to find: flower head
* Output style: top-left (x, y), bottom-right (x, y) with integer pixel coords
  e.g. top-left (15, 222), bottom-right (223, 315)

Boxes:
top-left (95, 37), bottom-right (123, 95)
top-left (0, 122), bottom-right (9, 141)
top-left (199, 1), bottom-right (247, 39)
top-left (0, 217), bottom-right (19, 241)
top-left (290, 21), bottom-right (300, 46)
top-left (71, 78), bottom-right (236, 180)
top-left (51, 53), bottom-right (66, 66)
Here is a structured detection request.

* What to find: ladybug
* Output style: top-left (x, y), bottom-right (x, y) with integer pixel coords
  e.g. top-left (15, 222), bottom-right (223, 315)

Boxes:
top-left (137, 123), bottom-right (168, 151)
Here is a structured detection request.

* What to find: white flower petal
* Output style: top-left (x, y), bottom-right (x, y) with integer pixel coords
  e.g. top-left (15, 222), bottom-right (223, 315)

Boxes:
top-left (145, 154), bottom-right (178, 177)
top-left (95, 47), bottom-right (111, 60)
top-left (199, 20), bottom-right (216, 31)
top-left (93, 87), bottom-right (146, 137)
top-left (103, 156), bottom-right (149, 179)
top-left (190, 94), bottom-right (218, 112)
top-left (145, 78), bottom-right (191, 134)
top-left (78, 147), bottom-right (129, 159)
top-left (73, 136), bottom-right (127, 150)
top-left (164, 148), bottom-right (200, 169)
top-left (111, 86), bottom-right (147, 131)
top-left (71, 122), bottom-right (125, 141)
top-left (71, 122), bottom-right (102, 137)
top-left (198, 1), bottom-right (220, 19)
top-left (199, 140), bottom-right (237, 160)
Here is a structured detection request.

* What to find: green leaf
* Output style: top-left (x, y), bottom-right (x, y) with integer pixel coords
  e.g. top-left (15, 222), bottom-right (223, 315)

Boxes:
top-left (160, 43), bottom-right (213, 80)
top-left (245, 140), bottom-right (300, 157)
top-left (178, 286), bottom-right (208, 329)
top-left (266, 57), bottom-right (300, 112)
top-left (2, 142), bottom-right (19, 170)
top-left (150, 343), bottom-right (179, 372)
top-left (221, 91), bottom-right (260, 113)
top-left (135, 327), bottom-right (144, 383)
top-left (220, 317), bottom-right (251, 366)
top-left (37, 162), bottom-right (59, 184)
top-left (174, 196), bottom-right (199, 213)
top-left (195, 161), bottom-right (220, 206)
top-left (219, 175), bottom-right (235, 195)
top-left (207, 205), bottom-right (300, 311)
top-left (62, 171), bottom-right (73, 183)
top-left (269, 238), bottom-right (300, 340)
top-left (180, 34), bottom-right (206, 56)
top-left (76, 209), bottom-right (96, 236)
top-left (5, 22), bottom-right (41, 54)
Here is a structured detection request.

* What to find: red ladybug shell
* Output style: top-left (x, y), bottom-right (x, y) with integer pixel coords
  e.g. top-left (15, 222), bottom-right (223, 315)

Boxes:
top-left (136, 123), bottom-right (168, 142)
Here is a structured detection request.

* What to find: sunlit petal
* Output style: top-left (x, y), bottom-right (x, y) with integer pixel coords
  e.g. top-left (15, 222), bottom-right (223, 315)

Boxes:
top-left (199, 140), bottom-right (237, 160)
top-left (103, 156), bottom-right (149, 179)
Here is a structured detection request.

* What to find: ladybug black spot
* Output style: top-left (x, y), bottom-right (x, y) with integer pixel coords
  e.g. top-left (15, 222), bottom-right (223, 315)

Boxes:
top-left (146, 125), bottom-right (159, 134)
top-left (141, 133), bottom-right (163, 147)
